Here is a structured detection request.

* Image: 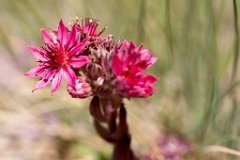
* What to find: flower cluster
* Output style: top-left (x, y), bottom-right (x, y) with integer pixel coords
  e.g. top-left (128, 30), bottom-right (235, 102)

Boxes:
top-left (25, 18), bottom-right (158, 98)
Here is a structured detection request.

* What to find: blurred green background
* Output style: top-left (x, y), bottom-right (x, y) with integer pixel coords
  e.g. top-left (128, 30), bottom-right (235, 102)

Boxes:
top-left (0, 0), bottom-right (239, 159)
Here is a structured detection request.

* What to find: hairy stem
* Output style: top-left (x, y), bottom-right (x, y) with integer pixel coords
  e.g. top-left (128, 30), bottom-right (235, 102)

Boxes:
top-left (90, 96), bottom-right (137, 160)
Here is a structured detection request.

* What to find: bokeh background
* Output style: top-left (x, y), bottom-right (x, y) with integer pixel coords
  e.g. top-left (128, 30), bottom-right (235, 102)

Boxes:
top-left (0, 0), bottom-right (240, 159)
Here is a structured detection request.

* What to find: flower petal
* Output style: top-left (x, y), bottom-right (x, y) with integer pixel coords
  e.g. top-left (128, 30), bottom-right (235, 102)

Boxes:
top-left (68, 39), bottom-right (88, 57)
top-left (128, 61), bottom-right (148, 76)
top-left (27, 46), bottom-right (47, 61)
top-left (51, 68), bottom-right (63, 94)
top-left (67, 77), bottom-right (92, 98)
top-left (32, 70), bottom-right (54, 92)
top-left (65, 24), bottom-right (77, 50)
top-left (41, 28), bottom-right (53, 44)
top-left (149, 56), bottom-right (158, 66)
top-left (142, 74), bottom-right (158, 83)
top-left (68, 56), bottom-right (88, 68)
top-left (63, 66), bottom-right (76, 86)
top-left (24, 65), bottom-right (45, 77)
top-left (57, 19), bottom-right (68, 47)
top-left (111, 50), bottom-right (123, 75)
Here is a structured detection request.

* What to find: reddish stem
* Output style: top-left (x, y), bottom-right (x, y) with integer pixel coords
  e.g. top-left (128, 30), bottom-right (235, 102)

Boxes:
top-left (90, 96), bottom-right (138, 160)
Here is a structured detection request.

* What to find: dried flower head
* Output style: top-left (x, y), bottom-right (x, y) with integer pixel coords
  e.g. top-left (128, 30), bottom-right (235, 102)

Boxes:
top-left (68, 35), bottom-right (115, 98)
top-left (76, 17), bottom-right (106, 37)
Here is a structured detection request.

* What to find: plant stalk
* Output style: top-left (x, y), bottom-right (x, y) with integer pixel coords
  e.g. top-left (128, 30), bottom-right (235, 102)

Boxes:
top-left (90, 96), bottom-right (137, 160)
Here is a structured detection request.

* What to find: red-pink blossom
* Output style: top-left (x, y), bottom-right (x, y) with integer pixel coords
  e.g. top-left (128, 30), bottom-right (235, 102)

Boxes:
top-left (25, 20), bottom-right (88, 94)
top-left (157, 134), bottom-right (190, 160)
top-left (112, 40), bottom-right (158, 97)
top-left (144, 134), bottom-right (191, 160)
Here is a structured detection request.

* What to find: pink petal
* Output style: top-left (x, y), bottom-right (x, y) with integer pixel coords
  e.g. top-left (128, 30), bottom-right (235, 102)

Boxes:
top-left (67, 77), bottom-right (92, 98)
top-left (137, 44), bottom-right (144, 51)
top-left (68, 39), bottom-right (88, 57)
top-left (123, 51), bottom-right (138, 68)
top-left (129, 41), bottom-right (136, 51)
top-left (63, 66), bottom-right (76, 86)
top-left (128, 61), bottom-right (148, 76)
top-left (117, 40), bottom-right (133, 61)
top-left (27, 46), bottom-right (47, 61)
top-left (120, 40), bottom-right (135, 59)
top-left (142, 74), bottom-right (158, 83)
top-left (139, 49), bottom-right (157, 68)
top-left (51, 69), bottom-right (63, 94)
top-left (41, 28), bottom-right (52, 44)
top-left (24, 65), bottom-right (45, 77)
top-left (111, 51), bottom-right (123, 75)
top-left (57, 19), bottom-right (68, 47)
top-left (65, 24), bottom-right (77, 50)
top-left (68, 56), bottom-right (88, 68)
top-left (32, 70), bottom-right (54, 92)
top-left (149, 56), bottom-right (158, 66)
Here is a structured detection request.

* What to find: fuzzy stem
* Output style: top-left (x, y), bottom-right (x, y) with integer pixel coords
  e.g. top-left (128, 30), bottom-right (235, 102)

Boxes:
top-left (90, 96), bottom-right (137, 160)
top-left (111, 105), bottom-right (137, 160)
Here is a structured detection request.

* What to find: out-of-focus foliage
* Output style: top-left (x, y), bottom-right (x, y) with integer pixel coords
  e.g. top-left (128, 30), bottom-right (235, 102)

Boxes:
top-left (0, 0), bottom-right (239, 159)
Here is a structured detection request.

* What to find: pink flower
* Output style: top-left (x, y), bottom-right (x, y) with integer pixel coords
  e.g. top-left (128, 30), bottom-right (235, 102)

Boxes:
top-left (112, 40), bottom-right (158, 97)
top-left (67, 77), bottom-right (92, 98)
top-left (144, 134), bottom-right (191, 160)
top-left (157, 134), bottom-right (190, 160)
top-left (25, 20), bottom-right (89, 94)
top-left (76, 17), bottom-right (106, 37)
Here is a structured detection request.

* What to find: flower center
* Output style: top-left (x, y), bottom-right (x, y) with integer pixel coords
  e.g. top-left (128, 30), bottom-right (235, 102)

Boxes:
top-left (49, 50), bottom-right (69, 66)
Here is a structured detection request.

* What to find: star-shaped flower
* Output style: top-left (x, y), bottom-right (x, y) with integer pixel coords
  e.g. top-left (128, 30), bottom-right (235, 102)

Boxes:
top-left (25, 20), bottom-right (89, 93)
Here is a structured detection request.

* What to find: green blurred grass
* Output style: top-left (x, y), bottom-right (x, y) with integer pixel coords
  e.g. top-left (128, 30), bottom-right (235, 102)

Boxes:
top-left (0, 0), bottom-right (239, 159)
